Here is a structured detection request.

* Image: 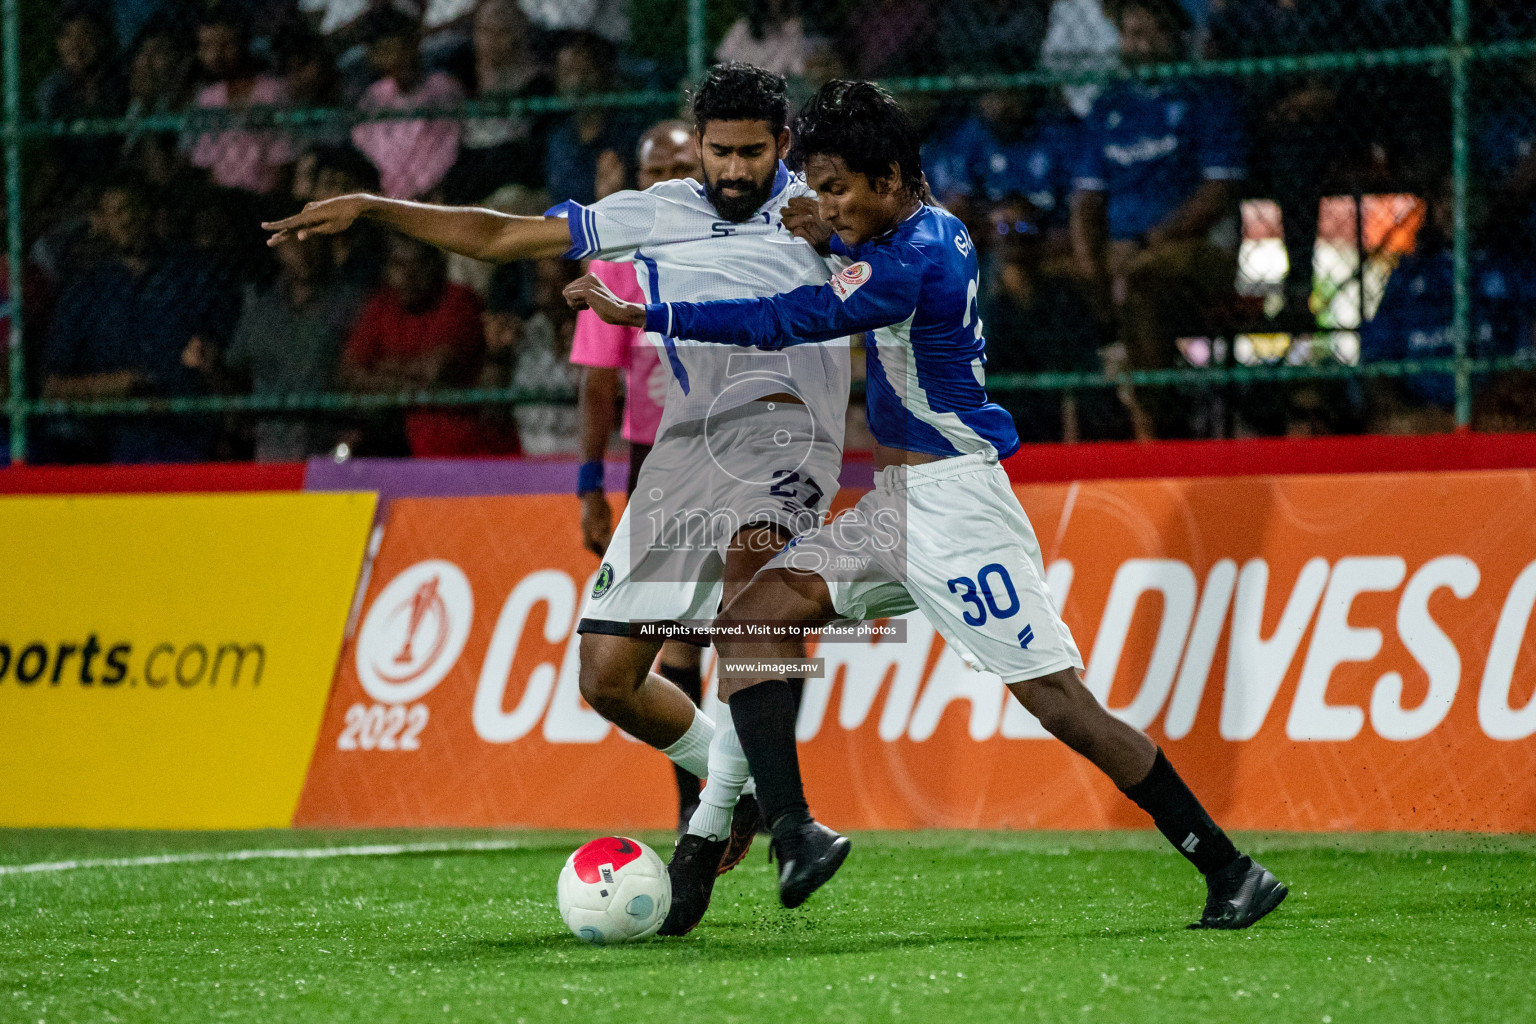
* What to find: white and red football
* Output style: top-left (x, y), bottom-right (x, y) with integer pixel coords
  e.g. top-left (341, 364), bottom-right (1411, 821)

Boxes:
top-left (556, 836), bottom-right (671, 944)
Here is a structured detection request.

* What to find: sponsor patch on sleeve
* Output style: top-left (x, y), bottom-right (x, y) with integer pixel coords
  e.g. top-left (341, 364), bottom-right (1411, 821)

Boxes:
top-left (830, 261), bottom-right (872, 301)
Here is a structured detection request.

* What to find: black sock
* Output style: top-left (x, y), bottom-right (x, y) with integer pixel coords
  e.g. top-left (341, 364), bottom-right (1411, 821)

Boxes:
top-left (1120, 749), bottom-right (1241, 876)
top-left (671, 763), bottom-right (701, 819)
top-left (657, 661), bottom-right (703, 818)
top-left (728, 679), bottom-right (808, 831)
top-left (656, 660), bottom-right (703, 704)
top-left (786, 676), bottom-right (805, 714)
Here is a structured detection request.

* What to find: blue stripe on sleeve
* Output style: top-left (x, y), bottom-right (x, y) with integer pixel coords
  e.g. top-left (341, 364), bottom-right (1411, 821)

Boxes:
top-left (543, 199), bottom-right (594, 259)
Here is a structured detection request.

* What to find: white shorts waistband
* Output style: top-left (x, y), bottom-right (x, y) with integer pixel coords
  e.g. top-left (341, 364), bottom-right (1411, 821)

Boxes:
top-left (876, 450), bottom-right (1000, 492)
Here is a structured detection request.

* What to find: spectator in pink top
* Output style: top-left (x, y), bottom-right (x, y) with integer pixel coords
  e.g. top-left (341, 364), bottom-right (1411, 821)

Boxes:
top-left (715, 0), bottom-right (807, 78)
top-left (189, 8), bottom-right (294, 195)
top-left (571, 120), bottom-right (702, 537)
top-left (351, 9), bottom-right (466, 199)
top-left (571, 256), bottom-right (664, 458)
top-left (568, 120), bottom-right (706, 832)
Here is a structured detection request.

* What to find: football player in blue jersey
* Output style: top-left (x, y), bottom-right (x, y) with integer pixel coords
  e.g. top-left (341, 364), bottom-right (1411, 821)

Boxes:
top-left (566, 80), bottom-right (1287, 935)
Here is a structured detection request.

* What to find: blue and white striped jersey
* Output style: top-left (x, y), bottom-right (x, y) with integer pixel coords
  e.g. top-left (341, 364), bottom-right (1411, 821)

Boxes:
top-left (549, 163), bottom-right (848, 447)
top-left (644, 204), bottom-right (1021, 460)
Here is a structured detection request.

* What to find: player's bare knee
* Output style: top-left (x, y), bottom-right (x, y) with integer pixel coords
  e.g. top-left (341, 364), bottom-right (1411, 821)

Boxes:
top-left (1011, 670), bottom-right (1095, 749)
top-left (718, 579), bottom-right (778, 626)
top-left (577, 635), bottom-right (644, 714)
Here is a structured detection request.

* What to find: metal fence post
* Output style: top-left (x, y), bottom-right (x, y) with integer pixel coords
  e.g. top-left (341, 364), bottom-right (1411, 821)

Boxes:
top-left (687, 0), bottom-right (708, 82)
top-left (3, 0), bottom-right (23, 463)
top-left (1450, 0), bottom-right (1472, 429)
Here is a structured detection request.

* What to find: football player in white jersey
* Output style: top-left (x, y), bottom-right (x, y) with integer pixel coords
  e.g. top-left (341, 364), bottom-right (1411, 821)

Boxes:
top-left (567, 80), bottom-right (1288, 936)
top-left (264, 64), bottom-right (849, 882)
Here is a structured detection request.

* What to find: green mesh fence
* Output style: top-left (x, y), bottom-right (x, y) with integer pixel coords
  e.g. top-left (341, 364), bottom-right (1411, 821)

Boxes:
top-left (5, 0), bottom-right (1536, 461)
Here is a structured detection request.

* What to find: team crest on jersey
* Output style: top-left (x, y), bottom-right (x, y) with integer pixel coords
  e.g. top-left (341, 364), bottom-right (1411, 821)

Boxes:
top-left (831, 261), bottom-right (872, 301)
top-left (593, 562), bottom-right (614, 597)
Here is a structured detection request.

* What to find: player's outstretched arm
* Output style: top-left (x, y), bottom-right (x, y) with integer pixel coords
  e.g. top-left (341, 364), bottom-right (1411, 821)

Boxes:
top-left (262, 194), bottom-right (573, 264)
top-left (663, 255), bottom-right (920, 349)
top-left (566, 250), bottom-right (921, 349)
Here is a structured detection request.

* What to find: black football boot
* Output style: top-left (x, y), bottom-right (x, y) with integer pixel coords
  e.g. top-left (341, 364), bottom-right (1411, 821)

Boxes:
top-left (1188, 855), bottom-right (1288, 930)
top-left (658, 833), bottom-right (727, 936)
top-left (768, 814), bottom-right (851, 909)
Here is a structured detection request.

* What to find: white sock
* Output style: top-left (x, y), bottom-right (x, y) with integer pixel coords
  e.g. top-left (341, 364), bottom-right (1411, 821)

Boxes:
top-left (660, 703), bottom-right (713, 778)
top-left (688, 709), bottom-right (751, 840)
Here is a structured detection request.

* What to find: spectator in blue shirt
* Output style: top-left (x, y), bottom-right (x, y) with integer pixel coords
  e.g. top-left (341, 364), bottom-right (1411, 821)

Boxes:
top-left (543, 32), bottom-right (643, 206)
top-left (923, 88), bottom-right (1081, 262)
top-left (1361, 177), bottom-right (1536, 435)
top-left (42, 178), bottom-right (241, 464)
top-left (1069, 0), bottom-right (1246, 438)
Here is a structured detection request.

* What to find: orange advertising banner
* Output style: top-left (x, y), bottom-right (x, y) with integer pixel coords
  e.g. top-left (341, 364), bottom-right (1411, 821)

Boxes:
top-left (295, 472), bottom-right (1536, 832)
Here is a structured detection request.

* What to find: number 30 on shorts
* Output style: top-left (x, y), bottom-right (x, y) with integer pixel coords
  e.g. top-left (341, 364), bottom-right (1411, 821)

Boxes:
top-left (946, 563), bottom-right (1021, 626)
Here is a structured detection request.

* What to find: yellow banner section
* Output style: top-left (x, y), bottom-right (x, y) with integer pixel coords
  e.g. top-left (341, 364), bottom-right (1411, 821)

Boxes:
top-left (0, 492), bottom-right (375, 828)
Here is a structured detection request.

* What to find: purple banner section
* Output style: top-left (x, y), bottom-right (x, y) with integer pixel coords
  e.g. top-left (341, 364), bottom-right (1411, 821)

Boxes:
top-left (303, 456), bottom-right (627, 504)
top-left (304, 456), bottom-right (876, 506)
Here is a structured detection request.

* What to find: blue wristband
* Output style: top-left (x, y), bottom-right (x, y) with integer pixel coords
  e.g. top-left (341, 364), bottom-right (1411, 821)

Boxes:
top-left (577, 461), bottom-right (605, 495)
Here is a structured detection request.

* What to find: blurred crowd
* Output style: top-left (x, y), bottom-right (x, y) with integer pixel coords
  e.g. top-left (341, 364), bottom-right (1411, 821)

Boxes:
top-left (8, 0), bottom-right (1536, 463)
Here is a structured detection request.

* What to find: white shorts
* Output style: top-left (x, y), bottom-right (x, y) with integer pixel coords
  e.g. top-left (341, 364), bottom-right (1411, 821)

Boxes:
top-left (772, 452), bottom-right (1083, 682)
top-left (579, 400), bottom-right (841, 644)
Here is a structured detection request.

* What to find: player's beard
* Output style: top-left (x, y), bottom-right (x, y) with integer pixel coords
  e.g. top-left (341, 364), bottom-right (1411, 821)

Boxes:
top-left (703, 167), bottom-right (774, 222)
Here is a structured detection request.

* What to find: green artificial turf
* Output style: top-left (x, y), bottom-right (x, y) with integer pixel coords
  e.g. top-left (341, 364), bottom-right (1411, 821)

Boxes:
top-left (2, 829), bottom-right (1533, 1024)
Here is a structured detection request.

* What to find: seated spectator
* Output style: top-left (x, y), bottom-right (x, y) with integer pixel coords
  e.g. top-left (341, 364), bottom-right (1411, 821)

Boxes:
top-left (981, 197), bottom-right (1125, 443)
top-left (543, 32), bottom-right (642, 206)
top-left (274, 27), bottom-right (349, 151)
top-left (1070, 0), bottom-right (1245, 439)
top-left (1361, 179), bottom-right (1535, 435)
top-left (188, 234), bottom-right (365, 461)
top-left (297, 144), bottom-right (388, 290)
top-left (440, 0), bottom-right (552, 203)
top-left (42, 177), bottom-right (239, 464)
top-left (185, 182), bottom-right (275, 292)
top-left (715, 0), bottom-right (807, 78)
top-left (37, 5), bottom-right (126, 123)
top-left (480, 258), bottom-right (581, 456)
top-left (124, 13), bottom-right (195, 121)
top-left (341, 235), bottom-right (500, 456)
top-left (189, 7), bottom-right (295, 196)
top-left (351, 9), bottom-right (466, 199)
top-left (38, 5), bottom-right (128, 192)
top-left (923, 88), bottom-right (1079, 257)
top-left (297, 0), bottom-right (421, 100)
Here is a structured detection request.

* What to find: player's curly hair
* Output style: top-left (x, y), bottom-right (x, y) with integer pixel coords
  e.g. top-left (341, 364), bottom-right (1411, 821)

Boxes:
top-left (690, 62), bottom-right (789, 136)
top-left (790, 80), bottom-right (925, 199)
